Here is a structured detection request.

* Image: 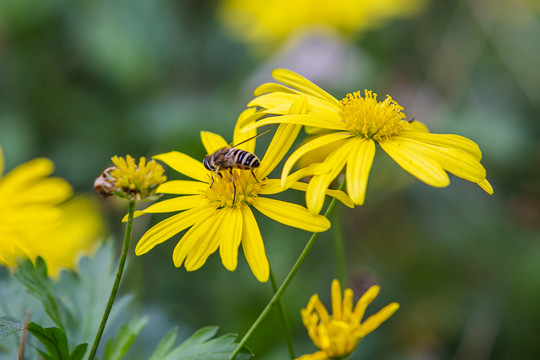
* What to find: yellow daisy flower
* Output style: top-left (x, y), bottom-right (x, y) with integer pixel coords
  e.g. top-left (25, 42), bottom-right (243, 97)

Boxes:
top-left (219, 0), bottom-right (427, 47)
top-left (297, 279), bottom-right (399, 360)
top-left (134, 107), bottom-right (352, 282)
top-left (242, 69), bottom-right (493, 214)
top-left (0, 146), bottom-right (103, 277)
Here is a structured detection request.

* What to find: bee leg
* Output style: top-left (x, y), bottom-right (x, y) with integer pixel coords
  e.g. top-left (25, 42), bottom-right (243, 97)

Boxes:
top-left (251, 169), bottom-right (259, 183)
top-left (210, 166), bottom-right (221, 188)
top-left (229, 169), bottom-right (236, 203)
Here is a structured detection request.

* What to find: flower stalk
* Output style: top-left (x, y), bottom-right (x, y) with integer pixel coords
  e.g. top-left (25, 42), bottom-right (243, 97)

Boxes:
top-left (88, 199), bottom-right (136, 360)
top-left (269, 265), bottom-right (295, 359)
top-left (228, 179), bottom-right (346, 360)
top-left (332, 205), bottom-right (347, 286)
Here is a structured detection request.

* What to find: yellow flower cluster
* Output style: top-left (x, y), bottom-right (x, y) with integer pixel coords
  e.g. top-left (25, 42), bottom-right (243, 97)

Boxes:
top-left (133, 68), bottom-right (492, 286)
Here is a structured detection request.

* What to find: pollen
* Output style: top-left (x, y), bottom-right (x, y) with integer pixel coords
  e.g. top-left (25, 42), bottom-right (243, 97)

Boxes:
top-left (339, 90), bottom-right (407, 141)
top-left (203, 169), bottom-right (264, 208)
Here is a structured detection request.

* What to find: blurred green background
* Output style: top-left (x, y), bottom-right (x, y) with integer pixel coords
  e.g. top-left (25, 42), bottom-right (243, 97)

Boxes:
top-left (1, 0), bottom-right (539, 359)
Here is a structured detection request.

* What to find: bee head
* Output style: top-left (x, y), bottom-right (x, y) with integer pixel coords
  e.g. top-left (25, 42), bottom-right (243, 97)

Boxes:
top-left (203, 155), bottom-right (212, 170)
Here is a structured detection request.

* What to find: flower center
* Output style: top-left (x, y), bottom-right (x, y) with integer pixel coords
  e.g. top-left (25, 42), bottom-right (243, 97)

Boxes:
top-left (316, 320), bottom-right (358, 358)
top-left (202, 168), bottom-right (264, 208)
top-left (339, 90), bottom-right (407, 141)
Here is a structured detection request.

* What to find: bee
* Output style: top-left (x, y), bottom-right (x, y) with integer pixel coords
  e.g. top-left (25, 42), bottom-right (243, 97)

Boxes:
top-left (203, 130), bottom-right (270, 202)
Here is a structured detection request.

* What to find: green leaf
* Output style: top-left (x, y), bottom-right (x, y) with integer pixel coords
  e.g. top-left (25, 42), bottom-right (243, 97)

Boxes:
top-left (71, 343), bottom-right (89, 360)
top-left (27, 322), bottom-right (88, 360)
top-left (0, 316), bottom-right (22, 340)
top-left (148, 327), bottom-right (178, 360)
top-left (13, 257), bottom-right (70, 329)
top-left (152, 326), bottom-right (253, 360)
top-left (103, 316), bottom-right (148, 360)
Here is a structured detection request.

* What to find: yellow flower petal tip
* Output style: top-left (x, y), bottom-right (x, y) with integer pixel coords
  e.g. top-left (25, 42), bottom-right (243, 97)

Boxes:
top-left (297, 279), bottom-right (398, 360)
top-left (248, 69), bottom-right (492, 210)
top-left (478, 179), bottom-right (494, 195)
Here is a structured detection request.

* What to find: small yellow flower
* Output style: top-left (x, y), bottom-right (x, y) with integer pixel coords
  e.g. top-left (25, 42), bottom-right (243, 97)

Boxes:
top-left (297, 279), bottom-right (399, 360)
top-left (133, 108), bottom-right (352, 282)
top-left (0, 146), bottom-right (103, 278)
top-left (243, 69), bottom-right (493, 214)
top-left (95, 155), bottom-right (166, 202)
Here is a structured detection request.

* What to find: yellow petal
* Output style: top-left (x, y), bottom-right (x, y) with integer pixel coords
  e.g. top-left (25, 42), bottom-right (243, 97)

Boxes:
top-left (352, 285), bottom-right (379, 323)
top-left (400, 131), bottom-right (482, 160)
top-left (405, 120), bottom-right (430, 133)
top-left (13, 178), bottom-right (72, 205)
top-left (258, 179), bottom-right (286, 195)
top-left (253, 197), bottom-right (330, 232)
top-left (394, 137), bottom-right (486, 182)
top-left (135, 205), bottom-right (210, 255)
top-left (258, 124), bottom-right (302, 179)
top-left (346, 138), bottom-right (376, 205)
top-left (157, 180), bottom-right (207, 194)
top-left (272, 69), bottom-right (339, 105)
top-left (233, 108), bottom-right (263, 153)
top-left (172, 209), bottom-right (221, 268)
top-left (183, 211), bottom-right (226, 271)
top-left (248, 92), bottom-right (300, 111)
top-left (477, 179), bottom-right (494, 195)
top-left (241, 206), bottom-right (269, 282)
top-left (294, 351), bottom-right (329, 360)
top-left (219, 207), bottom-right (243, 271)
top-left (284, 163), bottom-right (330, 189)
top-left (306, 141), bottom-right (354, 214)
top-left (281, 132), bottom-right (353, 185)
top-left (379, 139), bottom-right (450, 188)
top-left (141, 195), bottom-right (201, 213)
top-left (357, 302), bottom-right (399, 338)
top-left (201, 131), bottom-right (228, 154)
top-left (289, 181), bottom-right (354, 208)
top-left (331, 279), bottom-right (343, 320)
top-left (253, 82), bottom-right (296, 96)
top-left (248, 92), bottom-right (338, 114)
top-left (153, 152), bottom-right (208, 182)
top-left (258, 97), bottom-right (307, 178)
top-left (241, 114), bottom-right (347, 134)
top-left (0, 158), bottom-right (54, 195)
top-left (343, 288), bottom-right (354, 321)
top-left (122, 210), bottom-right (146, 222)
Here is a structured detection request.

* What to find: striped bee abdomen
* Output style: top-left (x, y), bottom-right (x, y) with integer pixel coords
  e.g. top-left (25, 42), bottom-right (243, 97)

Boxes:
top-left (234, 150), bottom-right (260, 170)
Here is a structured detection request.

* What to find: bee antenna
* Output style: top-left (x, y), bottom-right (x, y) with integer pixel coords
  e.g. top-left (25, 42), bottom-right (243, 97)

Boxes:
top-left (231, 129), bottom-right (271, 147)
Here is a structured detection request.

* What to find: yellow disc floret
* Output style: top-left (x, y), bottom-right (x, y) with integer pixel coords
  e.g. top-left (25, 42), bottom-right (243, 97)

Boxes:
top-left (339, 90), bottom-right (407, 141)
top-left (203, 169), bottom-right (265, 208)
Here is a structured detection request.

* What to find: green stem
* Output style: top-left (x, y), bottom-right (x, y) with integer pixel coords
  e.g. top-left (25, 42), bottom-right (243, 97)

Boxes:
top-left (88, 200), bottom-right (136, 360)
top-left (332, 205), bottom-right (347, 286)
top-left (228, 179), bottom-right (345, 360)
top-left (269, 265), bottom-right (295, 359)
